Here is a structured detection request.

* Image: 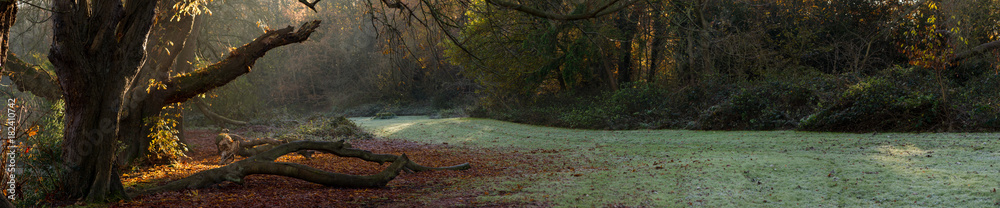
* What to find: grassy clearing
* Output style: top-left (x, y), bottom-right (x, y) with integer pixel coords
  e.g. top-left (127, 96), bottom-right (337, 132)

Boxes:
top-left (353, 116), bottom-right (1000, 207)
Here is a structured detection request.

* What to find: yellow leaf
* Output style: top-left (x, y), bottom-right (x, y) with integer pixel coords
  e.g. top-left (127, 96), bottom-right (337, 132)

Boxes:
top-left (26, 126), bottom-right (39, 137)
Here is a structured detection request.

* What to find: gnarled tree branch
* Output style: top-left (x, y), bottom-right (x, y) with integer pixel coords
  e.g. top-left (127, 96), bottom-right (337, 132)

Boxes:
top-left (162, 20), bottom-right (322, 104)
top-left (2, 53), bottom-right (61, 101)
top-left (298, 0), bottom-right (321, 12)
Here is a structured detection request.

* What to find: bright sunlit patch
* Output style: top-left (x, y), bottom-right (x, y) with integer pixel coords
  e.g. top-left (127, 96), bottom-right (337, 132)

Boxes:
top-left (381, 122), bottom-right (414, 136)
top-left (876, 144), bottom-right (930, 157)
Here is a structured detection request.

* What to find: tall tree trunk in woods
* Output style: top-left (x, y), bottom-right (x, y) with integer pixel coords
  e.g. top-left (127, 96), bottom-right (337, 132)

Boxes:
top-left (696, 1), bottom-right (714, 78)
top-left (647, 6), bottom-right (665, 83)
top-left (49, 1), bottom-right (160, 201)
top-left (169, 15), bottom-right (203, 146)
top-left (615, 10), bottom-right (634, 85)
top-left (119, 0), bottom-right (198, 164)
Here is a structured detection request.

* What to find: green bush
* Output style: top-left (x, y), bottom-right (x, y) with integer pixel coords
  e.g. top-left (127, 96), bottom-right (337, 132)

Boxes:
top-left (954, 72), bottom-right (1000, 131)
top-left (550, 83), bottom-right (669, 129)
top-left (372, 112), bottom-right (397, 119)
top-left (145, 117), bottom-right (188, 164)
top-left (430, 108), bottom-right (470, 119)
top-left (696, 81), bottom-right (815, 130)
top-left (18, 99), bottom-right (65, 207)
top-left (800, 67), bottom-right (947, 132)
top-left (294, 116), bottom-right (374, 139)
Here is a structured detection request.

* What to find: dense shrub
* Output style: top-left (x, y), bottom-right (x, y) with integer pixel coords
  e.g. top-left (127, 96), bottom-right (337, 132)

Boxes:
top-left (556, 83), bottom-right (672, 129)
top-left (695, 82), bottom-right (815, 130)
top-left (146, 117), bottom-right (188, 164)
top-left (801, 67), bottom-right (947, 132)
top-left (17, 99), bottom-right (65, 207)
top-left (296, 116), bottom-right (374, 139)
top-left (372, 112), bottom-right (398, 119)
top-left (472, 65), bottom-right (1000, 132)
top-left (430, 108), bottom-right (470, 119)
top-left (954, 72), bottom-right (1000, 131)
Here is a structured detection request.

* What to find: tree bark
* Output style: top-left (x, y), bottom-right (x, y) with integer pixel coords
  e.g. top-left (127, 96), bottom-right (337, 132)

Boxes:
top-left (0, 0), bottom-right (15, 72)
top-left (50, 0), bottom-right (160, 202)
top-left (117, 1), bottom-right (198, 165)
top-left (135, 140), bottom-right (470, 197)
top-left (647, 5), bottom-right (665, 83)
top-left (615, 9), bottom-right (635, 85)
top-left (171, 15), bottom-right (204, 146)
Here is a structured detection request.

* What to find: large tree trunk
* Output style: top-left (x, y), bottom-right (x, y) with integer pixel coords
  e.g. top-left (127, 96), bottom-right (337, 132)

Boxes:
top-left (615, 9), bottom-right (634, 85)
top-left (647, 5), bottom-right (664, 83)
top-left (44, 0), bottom-right (320, 201)
top-left (170, 15), bottom-right (204, 146)
top-left (49, 1), bottom-right (159, 202)
top-left (117, 0), bottom-right (198, 166)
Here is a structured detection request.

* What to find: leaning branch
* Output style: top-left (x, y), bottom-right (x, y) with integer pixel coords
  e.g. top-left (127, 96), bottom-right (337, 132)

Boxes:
top-left (162, 20), bottom-right (321, 104)
top-left (2, 53), bottom-right (62, 100)
top-left (950, 39), bottom-right (1000, 64)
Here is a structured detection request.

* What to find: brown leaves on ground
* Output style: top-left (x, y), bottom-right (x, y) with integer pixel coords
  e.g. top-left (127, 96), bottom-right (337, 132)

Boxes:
top-left (112, 129), bottom-right (552, 207)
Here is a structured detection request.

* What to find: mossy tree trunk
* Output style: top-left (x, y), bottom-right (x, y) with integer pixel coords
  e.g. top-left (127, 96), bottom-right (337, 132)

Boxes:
top-left (49, 1), bottom-right (160, 201)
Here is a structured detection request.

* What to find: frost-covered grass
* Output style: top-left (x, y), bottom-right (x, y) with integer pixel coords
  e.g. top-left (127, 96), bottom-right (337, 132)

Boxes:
top-left (354, 116), bottom-right (1000, 207)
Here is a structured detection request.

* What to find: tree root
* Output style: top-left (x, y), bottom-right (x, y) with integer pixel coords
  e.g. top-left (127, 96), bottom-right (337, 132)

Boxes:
top-left (132, 140), bottom-right (470, 197)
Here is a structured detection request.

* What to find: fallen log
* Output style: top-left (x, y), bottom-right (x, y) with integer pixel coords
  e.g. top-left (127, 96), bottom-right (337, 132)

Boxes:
top-left (133, 140), bottom-right (470, 197)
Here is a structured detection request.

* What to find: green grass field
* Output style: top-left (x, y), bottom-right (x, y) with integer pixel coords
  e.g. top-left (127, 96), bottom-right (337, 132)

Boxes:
top-left (353, 116), bottom-right (1000, 207)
